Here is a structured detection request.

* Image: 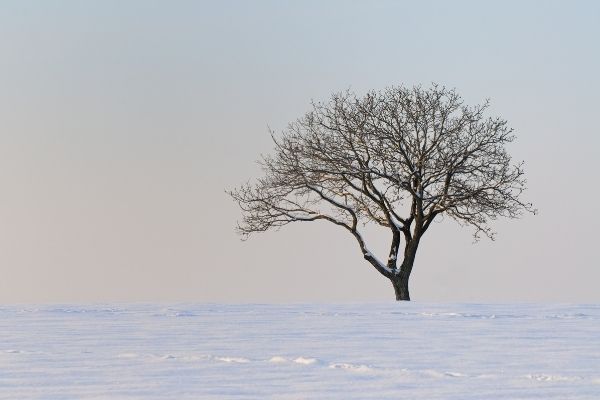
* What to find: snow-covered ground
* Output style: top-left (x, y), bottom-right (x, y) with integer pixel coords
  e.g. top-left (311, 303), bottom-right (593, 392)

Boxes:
top-left (1, 303), bottom-right (599, 399)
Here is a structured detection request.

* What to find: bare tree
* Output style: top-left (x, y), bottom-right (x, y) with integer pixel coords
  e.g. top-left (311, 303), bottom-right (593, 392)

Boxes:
top-left (229, 84), bottom-right (535, 300)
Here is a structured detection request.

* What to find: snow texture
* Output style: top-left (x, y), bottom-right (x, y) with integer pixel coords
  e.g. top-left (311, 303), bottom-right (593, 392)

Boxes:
top-left (1, 303), bottom-right (600, 399)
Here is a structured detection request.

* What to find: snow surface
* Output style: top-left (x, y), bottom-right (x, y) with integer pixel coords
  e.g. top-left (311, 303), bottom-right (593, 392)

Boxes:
top-left (1, 303), bottom-right (600, 399)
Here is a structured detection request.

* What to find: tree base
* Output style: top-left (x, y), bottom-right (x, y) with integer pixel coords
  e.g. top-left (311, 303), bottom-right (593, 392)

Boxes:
top-left (391, 277), bottom-right (410, 301)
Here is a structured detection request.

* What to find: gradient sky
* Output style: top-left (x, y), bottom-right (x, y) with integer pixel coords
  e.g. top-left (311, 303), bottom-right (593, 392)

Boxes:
top-left (1, 1), bottom-right (599, 303)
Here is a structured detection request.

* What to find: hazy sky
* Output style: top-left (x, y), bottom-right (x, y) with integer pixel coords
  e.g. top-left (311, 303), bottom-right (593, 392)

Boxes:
top-left (1, 1), bottom-right (599, 303)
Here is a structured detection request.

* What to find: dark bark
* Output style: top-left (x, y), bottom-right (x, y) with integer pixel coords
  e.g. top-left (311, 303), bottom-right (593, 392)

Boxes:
top-left (391, 274), bottom-right (410, 301)
top-left (390, 236), bottom-right (420, 301)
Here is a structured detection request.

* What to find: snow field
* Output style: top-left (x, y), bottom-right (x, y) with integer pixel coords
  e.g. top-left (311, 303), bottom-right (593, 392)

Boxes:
top-left (1, 303), bottom-right (599, 399)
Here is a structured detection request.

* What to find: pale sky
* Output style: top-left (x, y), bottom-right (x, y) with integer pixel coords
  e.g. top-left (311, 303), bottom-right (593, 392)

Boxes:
top-left (1, 1), bottom-right (599, 303)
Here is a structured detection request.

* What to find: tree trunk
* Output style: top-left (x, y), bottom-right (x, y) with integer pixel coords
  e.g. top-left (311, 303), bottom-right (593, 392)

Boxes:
top-left (392, 235), bottom-right (420, 301)
top-left (391, 274), bottom-right (410, 301)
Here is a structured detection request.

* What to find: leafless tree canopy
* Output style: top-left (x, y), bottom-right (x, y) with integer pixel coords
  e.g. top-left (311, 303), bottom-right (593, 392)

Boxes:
top-left (229, 84), bottom-right (534, 300)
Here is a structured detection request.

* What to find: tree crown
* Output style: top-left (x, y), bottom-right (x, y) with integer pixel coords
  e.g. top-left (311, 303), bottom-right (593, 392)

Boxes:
top-left (231, 84), bottom-right (533, 234)
top-left (229, 84), bottom-right (535, 280)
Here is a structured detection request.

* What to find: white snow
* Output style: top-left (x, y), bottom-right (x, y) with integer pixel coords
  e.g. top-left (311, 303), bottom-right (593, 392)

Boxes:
top-left (293, 356), bottom-right (318, 365)
top-left (268, 356), bottom-right (288, 363)
top-left (329, 362), bottom-right (372, 372)
top-left (214, 356), bottom-right (250, 363)
top-left (389, 215), bottom-right (405, 230)
top-left (360, 239), bottom-right (394, 275)
top-left (1, 303), bottom-right (599, 399)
